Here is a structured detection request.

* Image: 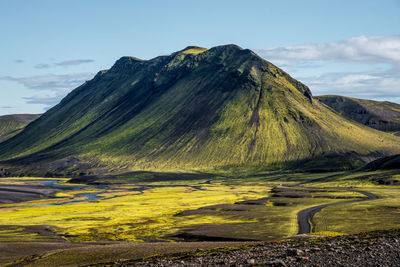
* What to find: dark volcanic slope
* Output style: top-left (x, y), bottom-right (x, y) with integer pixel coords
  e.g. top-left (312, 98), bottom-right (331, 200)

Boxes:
top-left (365, 153), bottom-right (400, 170)
top-left (316, 95), bottom-right (400, 132)
top-left (0, 45), bottom-right (400, 174)
top-left (0, 114), bottom-right (40, 143)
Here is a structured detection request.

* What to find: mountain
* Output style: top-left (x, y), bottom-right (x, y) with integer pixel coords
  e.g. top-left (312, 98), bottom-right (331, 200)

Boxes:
top-left (316, 95), bottom-right (400, 133)
top-left (0, 45), bottom-right (400, 176)
top-left (0, 114), bottom-right (40, 143)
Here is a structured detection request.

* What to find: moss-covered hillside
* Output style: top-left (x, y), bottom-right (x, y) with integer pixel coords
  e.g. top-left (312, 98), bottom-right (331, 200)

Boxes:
top-left (0, 45), bottom-right (400, 175)
top-left (0, 114), bottom-right (40, 143)
top-left (316, 95), bottom-right (400, 132)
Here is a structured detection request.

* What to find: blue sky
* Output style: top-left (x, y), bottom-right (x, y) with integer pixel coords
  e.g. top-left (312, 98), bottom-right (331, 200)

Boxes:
top-left (1, 0), bottom-right (399, 115)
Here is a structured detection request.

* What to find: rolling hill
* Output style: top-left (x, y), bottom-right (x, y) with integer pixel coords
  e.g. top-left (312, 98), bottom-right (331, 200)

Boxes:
top-left (0, 114), bottom-right (40, 143)
top-left (0, 45), bottom-right (400, 176)
top-left (316, 95), bottom-right (400, 133)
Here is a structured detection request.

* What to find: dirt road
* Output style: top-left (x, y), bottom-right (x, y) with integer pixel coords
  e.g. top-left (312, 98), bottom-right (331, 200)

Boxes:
top-left (297, 189), bottom-right (379, 234)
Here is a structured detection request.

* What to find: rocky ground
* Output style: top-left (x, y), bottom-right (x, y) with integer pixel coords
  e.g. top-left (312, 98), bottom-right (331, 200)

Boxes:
top-left (109, 229), bottom-right (400, 267)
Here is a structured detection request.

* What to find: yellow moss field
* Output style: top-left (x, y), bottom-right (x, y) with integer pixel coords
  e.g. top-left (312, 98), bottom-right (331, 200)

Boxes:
top-left (2, 176), bottom-right (396, 242)
top-left (313, 187), bottom-right (400, 234)
top-left (0, 183), bottom-right (272, 242)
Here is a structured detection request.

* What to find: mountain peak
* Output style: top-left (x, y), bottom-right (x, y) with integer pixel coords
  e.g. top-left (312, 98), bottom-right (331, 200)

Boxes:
top-left (117, 56), bottom-right (143, 62)
top-left (208, 44), bottom-right (256, 55)
top-left (110, 56), bottom-right (144, 72)
top-left (178, 44), bottom-right (244, 55)
top-left (211, 44), bottom-right (243, 50)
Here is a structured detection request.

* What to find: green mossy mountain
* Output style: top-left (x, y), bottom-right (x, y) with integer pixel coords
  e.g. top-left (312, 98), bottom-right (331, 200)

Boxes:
top-left (0, 45), bottom-right (400, 175)
top-left (316, 95), bottom-right (400, 133)
top-left (0, 114), bottom-right (40, 143)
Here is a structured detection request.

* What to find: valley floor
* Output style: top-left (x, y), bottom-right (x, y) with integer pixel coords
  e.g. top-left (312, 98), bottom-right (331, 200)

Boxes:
top-left (1, 170), bottom-right (400, 266)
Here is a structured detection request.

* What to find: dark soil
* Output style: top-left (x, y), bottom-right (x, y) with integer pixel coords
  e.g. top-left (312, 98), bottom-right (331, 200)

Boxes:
top-left (120, 229), bottom-right (400, 267)
top-left (0, 185), bottom-right (61, 204)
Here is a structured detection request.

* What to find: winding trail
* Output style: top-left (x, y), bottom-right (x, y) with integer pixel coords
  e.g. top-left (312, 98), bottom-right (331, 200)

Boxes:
top-left (297, 189), bottom-right (379, 234)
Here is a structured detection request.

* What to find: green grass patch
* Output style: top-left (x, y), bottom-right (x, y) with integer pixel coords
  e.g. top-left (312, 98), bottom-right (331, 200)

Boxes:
top-left (313, 187), bottom-right (400, 234)
top-left (180, 47), bottom-right (207, 55)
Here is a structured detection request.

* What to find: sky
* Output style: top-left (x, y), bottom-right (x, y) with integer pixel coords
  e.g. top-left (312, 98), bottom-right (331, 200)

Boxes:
top-left (1, 0), bottom-right (399, 115)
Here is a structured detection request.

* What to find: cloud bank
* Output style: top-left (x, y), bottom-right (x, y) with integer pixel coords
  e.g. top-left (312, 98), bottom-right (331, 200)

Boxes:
top-left (4, 57), bottom-right (95, 111)
top-left (55, 59), bottom-right (95, 67)
top-left (1, 72), bottom-right (95, 106)
top-left (34, 59), bottom-right (95, 69)
top-left (257, 35), bottom-right (400, 102)
top-left (258, 35), bottom-right (400, 66)
top-left (2, 73), bottom-right (94, 92)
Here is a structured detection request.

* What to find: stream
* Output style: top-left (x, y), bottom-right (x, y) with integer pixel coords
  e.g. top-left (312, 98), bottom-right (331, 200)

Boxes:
top-left (0, 179), bottom-right (106, 209)
top-left (0, 179), bottom-right (205, 209)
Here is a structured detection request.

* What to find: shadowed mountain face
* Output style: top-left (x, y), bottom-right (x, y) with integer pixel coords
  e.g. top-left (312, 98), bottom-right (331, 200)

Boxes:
top-left (365, 154), bottom-right (400, 170)
top-left (0, 114), bottom-right (40, 143)
top-left (0, 45), bottom-right (400, 175)
top-left (316, 95), bottom-right (400, 132)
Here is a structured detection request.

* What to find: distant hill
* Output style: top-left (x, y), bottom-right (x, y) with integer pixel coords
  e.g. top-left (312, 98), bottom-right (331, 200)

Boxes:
top-left (316, 95), bottom-right (400, 133)
top-left (0, 114), bottom-right (41, 143)
top-left (364, 154), bottom-right (400, 170)
top-left (0, 45), bottom-right (400, 176)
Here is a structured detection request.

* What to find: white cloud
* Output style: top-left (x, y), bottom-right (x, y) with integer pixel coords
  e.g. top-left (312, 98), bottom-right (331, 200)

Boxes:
top-left (34, 63), bottom-right (51, 69)
top-left (33, 59), bottom-right (95, 70)
top-left (1, 72), bottom-right (95, 108)
top-left (55, 59), bottom-right (94, 67)
top-left (257, 35), bottom-right (400, 66)
top-left (257, 35), bottom-right (400, 103)
top-left (298, 68), bottom-right (400, 100)
top-left (2, 73), bottom-right (94, 92)
top-left (23, 93), bottom-right (64, 106)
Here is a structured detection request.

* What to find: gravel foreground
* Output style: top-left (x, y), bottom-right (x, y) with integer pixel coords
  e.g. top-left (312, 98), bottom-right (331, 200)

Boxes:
top-left (105, 229), bottom-right (400, 267)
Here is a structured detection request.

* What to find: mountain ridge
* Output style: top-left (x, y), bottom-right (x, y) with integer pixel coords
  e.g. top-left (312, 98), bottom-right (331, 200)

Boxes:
top-left (316, 95), bottom-right (400, 133)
